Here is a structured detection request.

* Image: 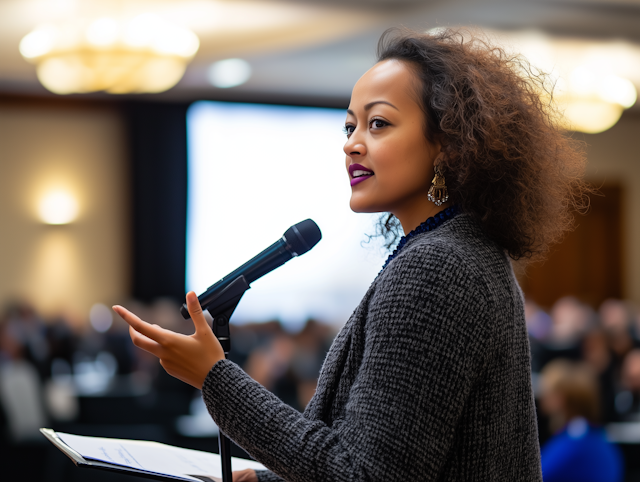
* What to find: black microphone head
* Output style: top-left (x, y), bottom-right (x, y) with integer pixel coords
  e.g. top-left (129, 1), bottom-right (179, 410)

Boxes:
top-left (283, 219), bottom-right (321, 256)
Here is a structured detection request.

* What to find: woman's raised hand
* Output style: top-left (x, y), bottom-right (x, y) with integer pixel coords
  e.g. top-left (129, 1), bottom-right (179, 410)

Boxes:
top-left (113, 291), bottom-right (225, 389)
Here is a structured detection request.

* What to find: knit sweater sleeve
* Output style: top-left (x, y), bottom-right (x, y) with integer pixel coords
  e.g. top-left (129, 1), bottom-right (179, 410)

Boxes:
top-left (201, 242), bottom-right (493, 481)
top-left (255, 470), bottom-right (285, 482)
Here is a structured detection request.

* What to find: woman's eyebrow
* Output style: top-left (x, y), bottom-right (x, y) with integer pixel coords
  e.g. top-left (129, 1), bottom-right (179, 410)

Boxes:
top-left (365, 100), bottom-right (399, 111)
top-left (346, 100), bottom-right (399, 116)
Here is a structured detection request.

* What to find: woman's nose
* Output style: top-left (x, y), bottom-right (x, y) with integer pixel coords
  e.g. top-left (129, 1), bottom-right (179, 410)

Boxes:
top-left (343, 134), bottom-right (366, 157)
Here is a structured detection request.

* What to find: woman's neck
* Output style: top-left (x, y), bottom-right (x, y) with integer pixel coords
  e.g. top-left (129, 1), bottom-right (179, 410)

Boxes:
top-left (395, 199), bottom-right (453, 235)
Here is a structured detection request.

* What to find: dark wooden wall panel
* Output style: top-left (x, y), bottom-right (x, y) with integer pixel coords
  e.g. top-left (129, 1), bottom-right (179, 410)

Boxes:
top-left (518, 185), bottom-right (623, 309)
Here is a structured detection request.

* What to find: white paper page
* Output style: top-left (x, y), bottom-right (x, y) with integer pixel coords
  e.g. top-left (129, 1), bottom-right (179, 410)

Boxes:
top-left (57, 432), bottom-right (265, 480)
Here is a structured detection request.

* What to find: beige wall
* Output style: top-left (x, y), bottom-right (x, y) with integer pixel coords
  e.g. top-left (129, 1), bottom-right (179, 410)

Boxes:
top-left (583, 112), bottom-right (640, 304)
top-left (0, 100), bottom-right (129, 323)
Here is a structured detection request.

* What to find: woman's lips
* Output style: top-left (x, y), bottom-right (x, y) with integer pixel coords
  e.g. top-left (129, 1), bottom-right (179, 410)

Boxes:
top-left (349, 163), bottom-right (374, 187)
top-left (350, 176), bottom-right (371, 186)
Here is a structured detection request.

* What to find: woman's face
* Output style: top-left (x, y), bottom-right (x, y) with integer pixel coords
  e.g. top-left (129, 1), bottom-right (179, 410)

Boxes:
top-left (344, 59), bottom-right (441, 229)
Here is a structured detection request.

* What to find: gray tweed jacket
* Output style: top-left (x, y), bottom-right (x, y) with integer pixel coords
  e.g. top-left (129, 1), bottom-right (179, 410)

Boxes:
top-left (202, 213), bottom-right (543, 481)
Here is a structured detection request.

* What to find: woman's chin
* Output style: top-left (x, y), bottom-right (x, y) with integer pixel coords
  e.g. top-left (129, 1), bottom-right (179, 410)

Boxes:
top-left (349, 197), bottom-right (382, 214)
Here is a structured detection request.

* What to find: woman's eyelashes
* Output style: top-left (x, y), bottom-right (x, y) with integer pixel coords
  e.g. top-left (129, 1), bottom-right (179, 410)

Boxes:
top-left (343, 124), bottom-right (355, 137)
top-left (343, 118), bottom-right (390, 138)
top-left (370, 117), bottom-right (389, 130)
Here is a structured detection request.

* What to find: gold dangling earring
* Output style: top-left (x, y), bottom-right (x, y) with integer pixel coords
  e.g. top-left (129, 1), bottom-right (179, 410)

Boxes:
top-left (428, 165), bottom-right (449, 207)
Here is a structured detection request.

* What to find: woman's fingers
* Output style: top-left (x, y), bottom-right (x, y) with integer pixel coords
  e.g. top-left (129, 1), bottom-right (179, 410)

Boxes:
top-left (232, 469), bottom-right (257, 482)
top-left (113, 305), bottom-right (167, 343)
top-left (112, 296), bottom-right (225, 389)
top-left (185, 291), bottom-right (212, 335)
top-left (129, 325), bottom-right (163, 356)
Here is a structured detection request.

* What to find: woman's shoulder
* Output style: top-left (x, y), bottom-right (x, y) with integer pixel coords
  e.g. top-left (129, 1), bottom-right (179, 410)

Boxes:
top-left (370, 214), bottom-right (502, 316)
top-left (363, 214), bottom-right (499, 356)
top-left (381, 213), bottom-right (505, 284)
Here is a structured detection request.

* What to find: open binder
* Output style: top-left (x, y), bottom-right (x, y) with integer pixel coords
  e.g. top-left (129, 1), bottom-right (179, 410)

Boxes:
top-left (41, 428), bottom-right (265, 482)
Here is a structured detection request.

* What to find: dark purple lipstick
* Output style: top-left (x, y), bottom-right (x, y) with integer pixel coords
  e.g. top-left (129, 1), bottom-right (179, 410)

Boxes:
top-left (348, 163), bottom-right (374, 187)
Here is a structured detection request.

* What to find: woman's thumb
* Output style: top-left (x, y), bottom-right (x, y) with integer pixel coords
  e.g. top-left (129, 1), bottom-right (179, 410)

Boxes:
top-left (185, 291), bottom-right (209, 333)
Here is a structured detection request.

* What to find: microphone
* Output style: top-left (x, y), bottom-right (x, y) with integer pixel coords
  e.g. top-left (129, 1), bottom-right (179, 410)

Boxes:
top-left (181, 219), bottom-right (322, 319)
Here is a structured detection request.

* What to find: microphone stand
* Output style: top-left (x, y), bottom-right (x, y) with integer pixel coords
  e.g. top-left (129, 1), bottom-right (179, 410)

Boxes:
top-left (185, 275), bottom-right (251, 482)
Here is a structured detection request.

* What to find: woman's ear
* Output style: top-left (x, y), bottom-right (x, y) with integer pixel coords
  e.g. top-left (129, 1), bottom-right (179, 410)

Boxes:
top-left (433, 133), bottom-right (448, 154)
top-left (431, 151), bottom-right (445, 171)
top-left (428, 136), bottom-right (444, 167)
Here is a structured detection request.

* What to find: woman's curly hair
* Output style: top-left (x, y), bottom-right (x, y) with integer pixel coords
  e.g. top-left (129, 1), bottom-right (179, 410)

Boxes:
top-left (375, 28), bottom-right (590, 260)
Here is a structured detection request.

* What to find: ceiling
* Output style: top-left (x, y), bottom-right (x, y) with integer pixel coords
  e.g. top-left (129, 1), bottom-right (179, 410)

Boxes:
top-left (1, 0), bottom-right (640, 105)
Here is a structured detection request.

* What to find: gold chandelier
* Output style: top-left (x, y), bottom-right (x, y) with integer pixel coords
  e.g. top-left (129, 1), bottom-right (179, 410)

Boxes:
top-left (466, 29), bottom-right (640, 134)
top-left (19, 14), bottom-right (199, 94)
top-left (554, 67), bottom-right (637, 134)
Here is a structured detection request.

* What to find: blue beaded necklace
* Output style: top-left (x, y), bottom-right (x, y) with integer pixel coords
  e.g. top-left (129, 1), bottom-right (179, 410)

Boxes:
top-left (381, 205), bottom-right (460, 271)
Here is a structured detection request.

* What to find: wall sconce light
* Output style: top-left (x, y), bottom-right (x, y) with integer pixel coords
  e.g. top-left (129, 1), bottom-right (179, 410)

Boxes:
top-left (38, 189), bottom-right (79, 225)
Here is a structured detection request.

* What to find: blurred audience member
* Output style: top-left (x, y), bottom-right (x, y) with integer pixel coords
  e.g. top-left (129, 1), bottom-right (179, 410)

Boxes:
top-left (3, 302), bottom-right (50, 379)
top-left (46, 316), bottom-right (76, 366)
top-left (0, 322), bottom-right (48, 442)
top-left (632, 306), bottom-right (640, 343)
top-left (525, 300), bottom-right (552, 341)
top-left (539, 360), bottom-right (623, 482)
top-left (245, 333), bottom-right (297, 406)
top-left (616, 348), bottom-right (640, 419)
top-left (549, 297), bottom-right (592, 349)
top-left (241, 320), bottom-right (334, 411)
top-left (525, 300), bottom-right (553, 373)
top-left (230, 325), bottom-right (260, 368)
top-left (531, 297), bottom-right (591, 372)
top-left (291, 320), bottom-right (332, 408)
top-left (582, 329), bottom-right (617, 422)
top-left (103, 313), bottom-right (136, 376)
top-left (600, 299), bottom-right (634, 367)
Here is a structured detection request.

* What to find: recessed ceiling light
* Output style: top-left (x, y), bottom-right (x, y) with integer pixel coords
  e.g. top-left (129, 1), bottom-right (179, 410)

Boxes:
top-left (207, 58), bottom-right (252, 88)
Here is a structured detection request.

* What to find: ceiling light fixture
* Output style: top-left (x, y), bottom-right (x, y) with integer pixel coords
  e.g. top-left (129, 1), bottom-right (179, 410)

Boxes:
top-left (19, 14), bottom-right (199, 94)
top-left (207, 58), bottom-right (252, 89)
top-left (441, 29), bottom-right (640, 134)
top-left (505, 32), bottom-right (639, 134)
top-left (555, 67), bottom-right (637, 134)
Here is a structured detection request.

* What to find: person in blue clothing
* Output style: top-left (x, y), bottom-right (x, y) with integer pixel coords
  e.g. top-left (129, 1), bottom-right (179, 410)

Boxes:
top-left (539, 359), bottom-right (624, 482)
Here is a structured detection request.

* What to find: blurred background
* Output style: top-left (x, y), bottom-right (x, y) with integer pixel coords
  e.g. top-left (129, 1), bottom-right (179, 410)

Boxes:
top-left (1, 0), bottom-right (640, 481)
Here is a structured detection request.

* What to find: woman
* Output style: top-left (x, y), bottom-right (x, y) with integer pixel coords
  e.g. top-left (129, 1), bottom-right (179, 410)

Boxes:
top-left (113, 28), bottom-right (588, 481)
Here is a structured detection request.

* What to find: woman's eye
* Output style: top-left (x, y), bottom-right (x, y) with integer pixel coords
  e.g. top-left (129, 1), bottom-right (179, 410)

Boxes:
top-left (370, 119), bottom-right (388, 129)
top-left (343, 124), bottom-right (355, 137)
